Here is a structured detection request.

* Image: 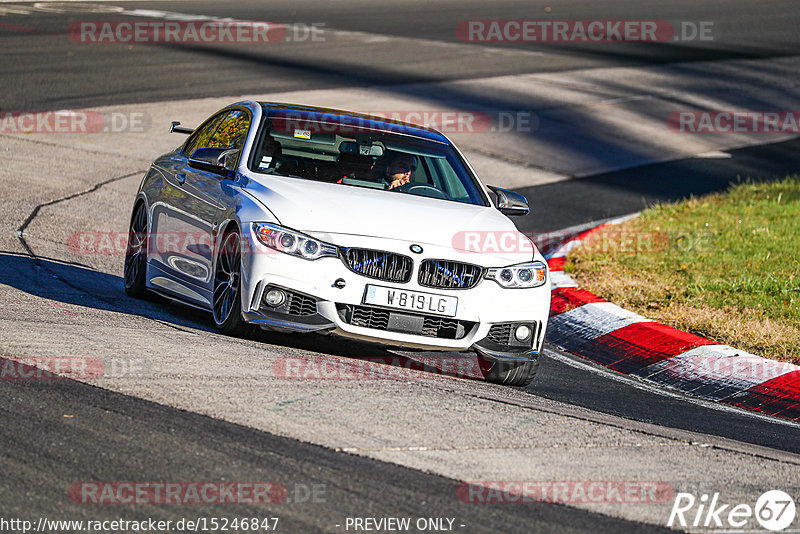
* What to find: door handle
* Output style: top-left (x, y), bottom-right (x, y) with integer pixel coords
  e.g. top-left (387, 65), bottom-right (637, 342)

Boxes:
top-left (176, 173), bottom-right (186, 184)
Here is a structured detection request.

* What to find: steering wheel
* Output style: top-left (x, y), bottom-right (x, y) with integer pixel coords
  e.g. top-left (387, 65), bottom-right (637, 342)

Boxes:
top-left (394, 183), bottom-right (449, 200)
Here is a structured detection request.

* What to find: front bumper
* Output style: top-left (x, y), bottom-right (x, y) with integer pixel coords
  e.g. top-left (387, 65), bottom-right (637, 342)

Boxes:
top-left (240, 228), bottom-right (551, 359)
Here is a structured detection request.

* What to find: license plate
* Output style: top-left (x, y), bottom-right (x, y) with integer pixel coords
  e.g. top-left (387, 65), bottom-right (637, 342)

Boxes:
top-left (363, 285), bottom-right (458, 317)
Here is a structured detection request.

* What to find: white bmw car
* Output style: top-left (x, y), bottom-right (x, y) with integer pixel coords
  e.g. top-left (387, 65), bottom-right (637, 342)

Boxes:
top-left (125, 101), bottom-right (551, 386)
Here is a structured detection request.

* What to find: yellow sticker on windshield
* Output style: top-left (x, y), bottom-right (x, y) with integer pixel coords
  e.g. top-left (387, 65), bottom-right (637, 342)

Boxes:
top-left (293, 129), bottom-right (311, 139)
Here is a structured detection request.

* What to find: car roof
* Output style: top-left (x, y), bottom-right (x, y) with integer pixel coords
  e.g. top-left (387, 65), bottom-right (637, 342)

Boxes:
top-left (256, 101), bottom-right (451, 144)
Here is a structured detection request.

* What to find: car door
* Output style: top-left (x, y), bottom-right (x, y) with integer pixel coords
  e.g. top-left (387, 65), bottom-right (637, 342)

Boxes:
top-left (150, 109), bottom-right (251, 305)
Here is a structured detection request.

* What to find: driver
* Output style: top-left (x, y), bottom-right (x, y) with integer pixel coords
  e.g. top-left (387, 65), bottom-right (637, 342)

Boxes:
top-left (382, 153), bottom-right (418, 190)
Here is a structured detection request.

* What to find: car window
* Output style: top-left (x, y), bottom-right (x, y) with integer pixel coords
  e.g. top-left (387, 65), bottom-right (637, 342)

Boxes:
top-left (182, 112), bottom-right (227, 157)
top-left (208, 110), bottom-right (250, 151)
top-left (431, 157), bottom-right (472, 202)
top-left (182, 109), bottom-right (251, 156)
top-left (250, 115), bottom-right (488, 207)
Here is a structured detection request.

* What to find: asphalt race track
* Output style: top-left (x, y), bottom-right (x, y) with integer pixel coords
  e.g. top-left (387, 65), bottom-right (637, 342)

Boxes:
top-left (2, 1), bottom-right (800, 533)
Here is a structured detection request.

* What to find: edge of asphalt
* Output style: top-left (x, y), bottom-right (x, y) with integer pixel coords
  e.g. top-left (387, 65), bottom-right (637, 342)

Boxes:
top-left (543, 216), bottom-right (800, 425)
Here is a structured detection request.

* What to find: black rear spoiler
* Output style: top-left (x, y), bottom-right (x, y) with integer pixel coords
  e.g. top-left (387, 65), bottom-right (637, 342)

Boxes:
top-left (169, 121), bottom-right (194, 135)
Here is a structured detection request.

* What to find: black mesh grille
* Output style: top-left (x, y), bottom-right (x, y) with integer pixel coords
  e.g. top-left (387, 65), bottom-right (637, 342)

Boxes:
top-left (420, 316), bottom-right (468, 339)
top-left (487, 321), bottom-right (543, 347)
top-left (418, 260), bottom-right (483, 289)
top-left (350, 305), bottom-right (390, 330)
top-left (487, 323), bottom-right (514, 344)
top-left (260, 288), bottom-right (317, 317)
top-left (287, 292), bottom-right (317, 316)
top-left (338, 305), bottom-right (474, 340)
top-left (343, 248), bottom-right (413, 283)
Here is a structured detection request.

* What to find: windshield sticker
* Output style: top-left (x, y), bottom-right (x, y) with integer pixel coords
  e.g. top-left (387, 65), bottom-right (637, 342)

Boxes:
top-left (293, 129), bottom-right (311, 139)
top-left (259, 156), bottom-right (272, 169)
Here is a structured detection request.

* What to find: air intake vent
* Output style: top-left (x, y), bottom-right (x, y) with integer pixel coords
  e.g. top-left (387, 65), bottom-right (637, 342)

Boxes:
top-left (337, 304), bottom-right (474, 340)
top-left (286, 292), bottom-right (317, 316)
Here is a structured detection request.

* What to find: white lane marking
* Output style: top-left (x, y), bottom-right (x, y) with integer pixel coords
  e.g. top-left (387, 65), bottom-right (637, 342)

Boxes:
top-left (549, 270), bottom-right (578, 288)
top-left (33, 2), bottom-right (122, 12)
top-left (543, 347), bottom-right (800, 428)
top-left (0, 2), bottom-right (126, 15)
top-left (0, 5), bottom-right (34, 14)
top-left (693, 150), bottom-right (732, 158)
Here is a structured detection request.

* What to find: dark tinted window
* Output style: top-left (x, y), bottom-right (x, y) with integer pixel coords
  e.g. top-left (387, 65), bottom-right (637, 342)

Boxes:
top-left (183, 109), bottom-right (251, 156)
top-left (182, 112), bottom-right (227, 156)
top-left (208, 110), bottom-right (250, 150)
top-left (249, 115), bottom-right (487, 207)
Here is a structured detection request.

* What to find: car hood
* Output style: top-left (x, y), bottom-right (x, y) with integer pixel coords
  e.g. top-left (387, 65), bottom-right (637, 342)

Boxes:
top-left (243, 172), bottom-right (537, 264)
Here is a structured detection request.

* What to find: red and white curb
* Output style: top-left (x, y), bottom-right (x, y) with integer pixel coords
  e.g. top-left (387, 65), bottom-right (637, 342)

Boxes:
top-left (543, 216), bottom-right (800, 423)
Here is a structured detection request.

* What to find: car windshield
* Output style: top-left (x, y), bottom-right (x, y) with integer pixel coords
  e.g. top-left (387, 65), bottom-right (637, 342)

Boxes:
top-left (249, 112), bottom-right (488, 206)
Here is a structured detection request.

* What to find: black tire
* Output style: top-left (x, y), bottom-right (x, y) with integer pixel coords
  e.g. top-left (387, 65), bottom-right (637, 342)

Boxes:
top-left (124, 202), bottom-right (150, 298)
top-left (212, 229), bottom-right (252, 337)
top-left (479, 356), bottom-right (540, 387)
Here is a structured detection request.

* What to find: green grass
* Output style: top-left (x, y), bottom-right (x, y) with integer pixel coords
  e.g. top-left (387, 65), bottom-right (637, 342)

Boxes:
top-left (566, 176), bottom-right (800, 363)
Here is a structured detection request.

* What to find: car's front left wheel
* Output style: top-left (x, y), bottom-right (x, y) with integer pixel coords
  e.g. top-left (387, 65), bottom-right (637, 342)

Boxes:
top-left (213, 229), bottom-right (252, 337)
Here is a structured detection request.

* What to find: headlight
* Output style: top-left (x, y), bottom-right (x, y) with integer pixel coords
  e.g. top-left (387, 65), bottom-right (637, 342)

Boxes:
top-left (252, 223), bottom-right (338, 260)
top-left (486, 261), bottom-right (547, 288)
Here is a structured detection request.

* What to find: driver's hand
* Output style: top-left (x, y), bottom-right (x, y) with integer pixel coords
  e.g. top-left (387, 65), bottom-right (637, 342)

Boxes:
top-left (389, 176), bottom-right (411, 189)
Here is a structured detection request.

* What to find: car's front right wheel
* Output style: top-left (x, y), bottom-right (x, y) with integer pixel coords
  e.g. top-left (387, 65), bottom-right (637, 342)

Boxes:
top-left (479, 356), bottom-right (540, 387)
top-left (124, 202), bottom-right (150, 298)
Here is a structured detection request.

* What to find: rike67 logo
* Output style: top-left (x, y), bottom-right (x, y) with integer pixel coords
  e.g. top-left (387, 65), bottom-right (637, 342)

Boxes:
top-left (668, 490), bottom-right (796, 531)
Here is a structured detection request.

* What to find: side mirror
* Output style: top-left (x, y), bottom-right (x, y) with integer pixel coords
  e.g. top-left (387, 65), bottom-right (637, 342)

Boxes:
top-left (487, 185), bottom-right (530, 217)
top-left (188, 148), bottom-right (240, 178)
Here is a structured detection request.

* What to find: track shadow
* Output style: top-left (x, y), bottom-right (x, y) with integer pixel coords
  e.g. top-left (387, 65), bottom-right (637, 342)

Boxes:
top-left (0, 251), bottom-right (213, 330)
top-left (0, 252), bottom-right (490, 383)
